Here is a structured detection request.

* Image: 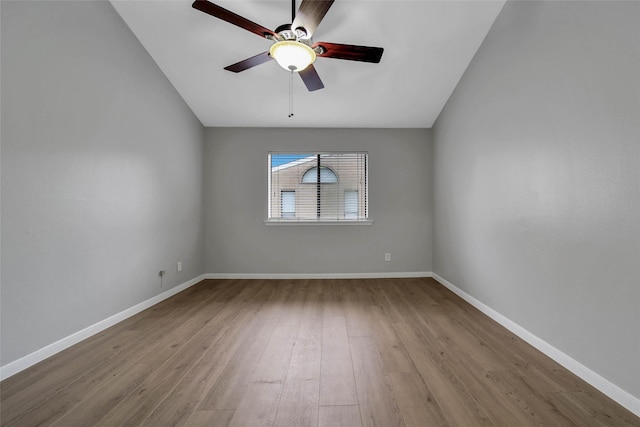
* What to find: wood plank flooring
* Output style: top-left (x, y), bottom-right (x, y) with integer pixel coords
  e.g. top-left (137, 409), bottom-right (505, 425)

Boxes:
top-left (1, 278), bottom-right (638, 426)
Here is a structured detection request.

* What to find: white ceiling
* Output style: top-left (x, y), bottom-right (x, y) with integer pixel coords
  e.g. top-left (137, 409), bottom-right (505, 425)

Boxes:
top-left (110, 0), bottom-right (505, 128)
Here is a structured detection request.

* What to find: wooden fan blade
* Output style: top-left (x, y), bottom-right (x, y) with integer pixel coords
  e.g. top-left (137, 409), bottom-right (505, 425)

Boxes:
top-left (292, 0), bottom-right (335, 38)
top-left (192, 0), bottom-right (277, 39)
top-left (224, 52), bottom-right (273, 73)
top-left (314, 42), bottom-right (384, 63)
top-left (299, 64), bottom-right (325, 91)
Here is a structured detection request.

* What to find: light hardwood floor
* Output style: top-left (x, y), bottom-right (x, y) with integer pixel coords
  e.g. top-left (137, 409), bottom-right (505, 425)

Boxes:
top-left (1, 278), bottom-right (638, 426)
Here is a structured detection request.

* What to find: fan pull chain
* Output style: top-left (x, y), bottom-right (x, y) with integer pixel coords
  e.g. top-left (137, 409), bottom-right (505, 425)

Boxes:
top-left (288, 70), bottom-right (294, 118)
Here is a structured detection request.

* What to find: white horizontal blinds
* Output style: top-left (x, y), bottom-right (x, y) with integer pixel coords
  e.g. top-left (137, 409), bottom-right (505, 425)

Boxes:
top-left (269, 153), bottom-right (308, 219)
top-left (269, 152), bottom-right (368, 221)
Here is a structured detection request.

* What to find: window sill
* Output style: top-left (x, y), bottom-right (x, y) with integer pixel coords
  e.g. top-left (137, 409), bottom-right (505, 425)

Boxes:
top-left (264, 219), bottom-right (374, 226)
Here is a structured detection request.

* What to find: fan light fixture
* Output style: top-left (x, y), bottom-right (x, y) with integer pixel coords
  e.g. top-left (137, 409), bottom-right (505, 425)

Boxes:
top-left (269, 41), bottom-right (316, 72)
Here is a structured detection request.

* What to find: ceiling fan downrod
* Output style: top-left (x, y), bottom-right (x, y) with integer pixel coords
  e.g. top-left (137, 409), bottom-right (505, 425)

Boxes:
top-left (291, 0), bottom-right (296, 23)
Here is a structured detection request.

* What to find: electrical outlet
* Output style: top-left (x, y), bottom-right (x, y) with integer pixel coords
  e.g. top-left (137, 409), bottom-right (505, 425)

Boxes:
top-left (159, 270), bottom-right (166, 277)
top-left (385, 253), bottom-right (391, 262)
top-left (177, 261), bottom-right (183, 272)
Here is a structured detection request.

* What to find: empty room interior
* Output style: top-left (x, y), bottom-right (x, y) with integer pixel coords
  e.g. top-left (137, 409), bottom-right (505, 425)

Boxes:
top-left (1, 0), bottom-right (639, 426)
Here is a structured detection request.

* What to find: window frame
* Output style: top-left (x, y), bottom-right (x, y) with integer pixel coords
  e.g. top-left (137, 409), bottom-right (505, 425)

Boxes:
top-left (266, 152), bottom-right (373, 226)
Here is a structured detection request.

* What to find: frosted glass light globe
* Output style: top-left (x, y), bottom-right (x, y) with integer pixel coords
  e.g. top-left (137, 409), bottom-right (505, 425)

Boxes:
top-left (269, 41), bottom-right (316, 72)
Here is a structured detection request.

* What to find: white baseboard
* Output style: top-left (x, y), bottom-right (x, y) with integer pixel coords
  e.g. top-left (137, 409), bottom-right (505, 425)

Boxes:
top-left (203, 272), bottom-right (433, 280)
top-left (0, 274), bottom-right (206, 381)
top-left (431, 273), bottom-right (640, 418)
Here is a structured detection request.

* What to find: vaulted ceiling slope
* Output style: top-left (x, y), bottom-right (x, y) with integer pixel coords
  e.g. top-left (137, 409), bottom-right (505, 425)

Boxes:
top-left (110, 0), bottom-right (505, 128)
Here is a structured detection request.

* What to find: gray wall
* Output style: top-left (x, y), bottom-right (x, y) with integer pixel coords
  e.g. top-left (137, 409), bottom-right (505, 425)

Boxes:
top-left (203, 128), bottom-right (432, 275)
top-left (1, 1), bottom-right (204, 365)
top-left (432, 0), bottom-right (639, 398)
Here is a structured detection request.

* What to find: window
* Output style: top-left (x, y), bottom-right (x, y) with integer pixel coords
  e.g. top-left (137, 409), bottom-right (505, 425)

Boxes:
top-left (268, 152), bottom-right (368, 222)
top-left (302, 167), bottom-right (338, 183)
top-left (281, 191), bottom-right (295, 218)
top-left (344, 190), bottom-right (358, 219)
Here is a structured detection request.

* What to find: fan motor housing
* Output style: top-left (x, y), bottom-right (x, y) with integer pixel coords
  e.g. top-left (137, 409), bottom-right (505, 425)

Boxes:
top-left (275, 23), bottom-right (309, 43)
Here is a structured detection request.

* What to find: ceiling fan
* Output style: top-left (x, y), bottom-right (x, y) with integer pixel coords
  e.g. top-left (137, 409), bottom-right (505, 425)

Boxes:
top-left (192, 0), bottom-right (384, 91)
